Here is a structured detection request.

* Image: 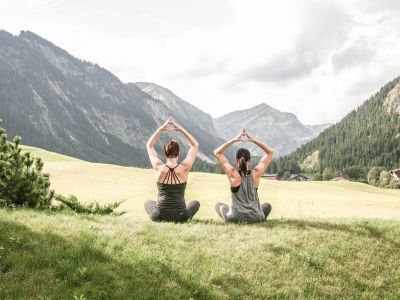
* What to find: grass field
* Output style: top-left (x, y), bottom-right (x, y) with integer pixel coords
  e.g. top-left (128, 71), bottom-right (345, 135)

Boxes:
top-left (0, 146), bottom-right (399, 299)
top-left (24, 145), bottom-right (400, 220)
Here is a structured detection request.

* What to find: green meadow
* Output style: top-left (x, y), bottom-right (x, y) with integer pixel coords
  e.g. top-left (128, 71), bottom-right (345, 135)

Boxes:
top-left (1, 146), bottom-right (400, 299)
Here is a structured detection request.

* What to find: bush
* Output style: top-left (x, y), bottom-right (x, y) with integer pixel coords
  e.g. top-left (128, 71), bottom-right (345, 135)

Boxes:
top-left (388, 178), bottom-right (400, 189)
top-left (277, 169), bottom-right (291, 180)
top-left (0, 121), bottom-right (124, 215)
top-left (322, 168), bottom-right (334, 181)
top-left (0, 121), bottom-right (54, 208)
top-left (367, 167), bottom-right (385, 186)
top-left (379, 171), bottom-right (392, 188)
top-left (54, 194), bottom-right (125, 215)
top-left (313, 174), bottom-right (323, 181)
top-left (343, 166), bottom-right (367, 182)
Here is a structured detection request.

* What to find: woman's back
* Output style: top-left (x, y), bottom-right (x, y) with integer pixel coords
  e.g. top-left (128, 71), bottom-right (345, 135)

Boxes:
top-left (230, 172), bottom-right (265, 223)
top-left (156, 163), bottom-right (188, 184)
top-left (145, 117), bottom-right (200, 222)
top-left (214, 130), bottom-right (274, 223)
top-left (156, 164), bottom-right (187, 213)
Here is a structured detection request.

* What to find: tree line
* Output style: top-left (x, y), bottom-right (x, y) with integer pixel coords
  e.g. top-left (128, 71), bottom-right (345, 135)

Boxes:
top-left (269, 77), bottom-right (400, 184)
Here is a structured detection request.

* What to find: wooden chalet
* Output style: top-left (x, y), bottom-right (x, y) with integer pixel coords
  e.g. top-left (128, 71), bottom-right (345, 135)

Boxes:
top-left (330, 176), bottom-right (349, 182)
top-left (262, 174), bottom-right (277, 180)
top-left (390, 168), bottom-right (400, 180)
top-left (286, 174), bottom-right (311, 182)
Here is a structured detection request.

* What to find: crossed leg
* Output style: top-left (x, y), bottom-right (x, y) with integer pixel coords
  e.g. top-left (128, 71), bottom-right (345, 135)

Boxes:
top-left (186, 200), bottom-right (200, 220)
top-left (261, 202), bottom-right (272, 220)
top-left (215, 202), bottom-right (229, 221)
top-left (144, 200), bottom-right (200, 221)
top-left (215, 202), bottom-right (272, 222)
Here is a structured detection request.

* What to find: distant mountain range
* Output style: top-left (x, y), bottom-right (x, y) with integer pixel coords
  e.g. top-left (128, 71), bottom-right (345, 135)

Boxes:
top-left (216, 104), bottom-right (330, 156)
top-left (0, 30), bottom-right (329, 167)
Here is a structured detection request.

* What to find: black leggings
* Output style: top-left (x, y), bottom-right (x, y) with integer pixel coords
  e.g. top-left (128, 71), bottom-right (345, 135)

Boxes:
top-left (215, 202), bottom-right (272, 222)
top-left (144, 200), bottom-right (200, 222)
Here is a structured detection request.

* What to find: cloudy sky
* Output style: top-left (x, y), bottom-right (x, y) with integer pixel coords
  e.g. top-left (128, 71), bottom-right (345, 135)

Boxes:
top-left (1, 0), bottom-right (400, 124)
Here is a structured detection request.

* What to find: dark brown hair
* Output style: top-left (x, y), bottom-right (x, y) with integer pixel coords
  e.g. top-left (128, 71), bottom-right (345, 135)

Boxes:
top-left (164, 140), bottom-right (180, 158)
top-left (236, 148), bottom-right (251, 175)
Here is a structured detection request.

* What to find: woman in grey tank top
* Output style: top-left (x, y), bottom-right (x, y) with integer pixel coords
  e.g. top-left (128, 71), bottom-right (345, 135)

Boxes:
top-left (214, 129), bottom-right (274, 223)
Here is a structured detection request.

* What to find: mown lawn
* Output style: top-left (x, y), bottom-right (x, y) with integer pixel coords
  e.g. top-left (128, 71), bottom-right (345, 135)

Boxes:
top-left (22, 144), bottom-right (400, 221)
top-left (41, 160), bottom-right (400, 220)
top-left (1, 210), bottom-right (400, 299)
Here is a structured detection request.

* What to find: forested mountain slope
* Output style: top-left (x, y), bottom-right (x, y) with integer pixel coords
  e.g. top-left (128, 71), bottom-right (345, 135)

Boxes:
top-left (276, 77), bottom-right (400, 174)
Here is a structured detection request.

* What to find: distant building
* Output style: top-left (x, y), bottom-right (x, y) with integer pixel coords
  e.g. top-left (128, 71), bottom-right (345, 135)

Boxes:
top-left (262, 174), bottom-right (277, 180)
top-left (390, 168), bottom-right (400, 180)
top-left (286, 174), bottom-right (311, 182)
top-left (304, 174), bottom-right (314, 181)
top-left (330, 176), bottom-right (349, 182)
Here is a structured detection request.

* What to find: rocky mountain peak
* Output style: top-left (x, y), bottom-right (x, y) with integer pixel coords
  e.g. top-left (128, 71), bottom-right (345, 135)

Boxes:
top-left (384, 80), bottom-right (400, 114)
top-left (216, 103), bottom-right (330, 157)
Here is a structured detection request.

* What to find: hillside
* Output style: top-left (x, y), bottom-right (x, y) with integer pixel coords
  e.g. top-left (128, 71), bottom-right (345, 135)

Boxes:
top-left (135, 82), bottom-right (217, 134)
top-left (134, 82), bottom-right (236, 163)
top-left (22, 144), bottom-right (400, 220)
top-left (216, 104), bottom-right (330, 157)
top-left (0, 30), bottom-right (223, 166)
top-left (0, 29), bottom-right (329, 168)
top-left (2, 145), bottom-right (400, 299)
top-left (277, 77), bottom-right (400, 173)
top-left (20, 145), bottom-right (82, 162)
top-left (2, 210), bottom-right (400, 299)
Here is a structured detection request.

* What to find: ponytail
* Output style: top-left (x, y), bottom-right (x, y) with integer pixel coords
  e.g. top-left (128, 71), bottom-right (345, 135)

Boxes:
top-left (236, 148), bottom-right (251, 176)
top-left (238, 157), bottom-right (248, 176)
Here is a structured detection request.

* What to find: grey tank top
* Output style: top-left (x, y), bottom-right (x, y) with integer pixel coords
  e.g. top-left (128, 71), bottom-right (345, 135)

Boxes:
top-left (229, 172), bottom-right (265, 223)
top-left (156, 164), bottom-right (187, 213)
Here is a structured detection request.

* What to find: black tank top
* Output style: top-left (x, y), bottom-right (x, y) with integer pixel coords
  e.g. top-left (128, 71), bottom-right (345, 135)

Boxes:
top-left (156, 164), bottom-right (186, 212)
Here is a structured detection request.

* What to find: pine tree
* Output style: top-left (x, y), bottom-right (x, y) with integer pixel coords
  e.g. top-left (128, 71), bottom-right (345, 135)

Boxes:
top-left (0, 120), bottom-right (54, 208)
top-left (0, 120), bottom-right (127, 213)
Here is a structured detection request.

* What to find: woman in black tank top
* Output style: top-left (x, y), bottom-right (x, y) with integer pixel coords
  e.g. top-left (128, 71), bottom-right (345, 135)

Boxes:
top-left (214, 129), bottom-right (274, 223)
top-left (144, 117), bottom-right (200, 222)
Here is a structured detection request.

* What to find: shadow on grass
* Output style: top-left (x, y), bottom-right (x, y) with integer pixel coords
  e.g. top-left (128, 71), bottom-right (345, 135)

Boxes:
top-left (262, 219), bottom-right (400, 248)
top-left (190, 218), bottom-right (400, 298)
top-left (1, 215), bottom-right (399, 299)
top-left (0, 220), bottom-right (216, 300)
top-left (190, 218), bottom-right (400, 248)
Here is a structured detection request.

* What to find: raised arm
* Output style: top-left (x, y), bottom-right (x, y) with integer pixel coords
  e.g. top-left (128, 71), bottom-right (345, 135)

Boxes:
top-left (246, 131), bottom-right (274, 177)
top-left (146, 117), bottom-right (171, 170)
top-left (170, 118), bottom-right (199, 171)
top-left (214, 132), bottom-right (242, 182)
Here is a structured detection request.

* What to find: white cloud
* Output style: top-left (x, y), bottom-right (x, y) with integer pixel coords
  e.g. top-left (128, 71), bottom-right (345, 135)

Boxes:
top-left (1, 0), bottom-right (400, 124)
top-left (331, 36), bottom-right (376, 71)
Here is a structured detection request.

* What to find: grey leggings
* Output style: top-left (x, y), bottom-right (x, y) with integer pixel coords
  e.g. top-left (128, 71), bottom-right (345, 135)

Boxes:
top-left (215, 202), bottom-right (272, 223)
top-left (144, 200), bottom-right (200, 222)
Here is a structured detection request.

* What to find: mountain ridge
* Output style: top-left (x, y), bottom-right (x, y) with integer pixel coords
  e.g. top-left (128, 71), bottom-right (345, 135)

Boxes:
top-left (216, 103), bottom-right (331, 157)
top-left (0, 29), bottom-right (331, 167)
